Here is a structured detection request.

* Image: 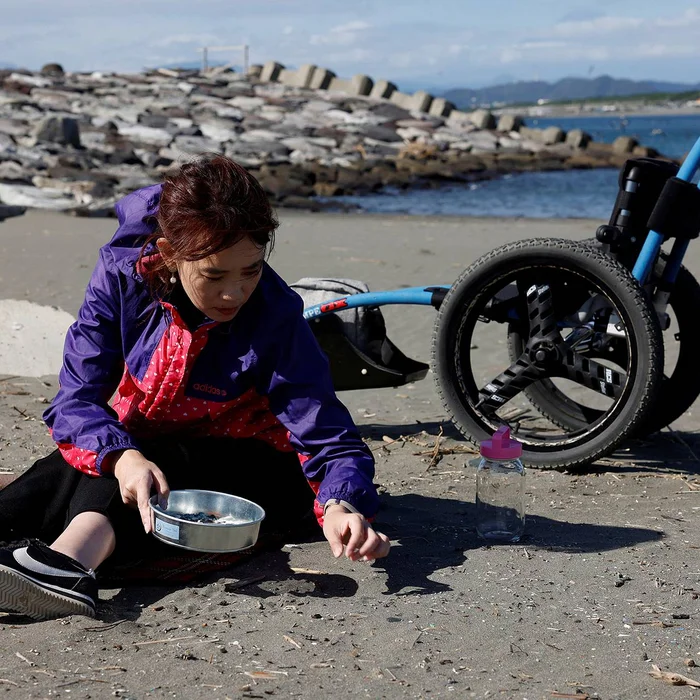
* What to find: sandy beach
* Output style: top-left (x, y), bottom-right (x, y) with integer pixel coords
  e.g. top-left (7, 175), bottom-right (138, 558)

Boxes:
top-left (0, 209), bottom-right (699, 699)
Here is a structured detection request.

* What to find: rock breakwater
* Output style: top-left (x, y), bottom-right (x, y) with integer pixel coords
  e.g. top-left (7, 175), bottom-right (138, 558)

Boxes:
top-left (0, 63), bottom-right (668, 217)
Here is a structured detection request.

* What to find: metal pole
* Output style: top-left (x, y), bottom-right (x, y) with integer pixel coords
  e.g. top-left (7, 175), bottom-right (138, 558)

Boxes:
top-left (243, 44), bottom-right (249, 74)
top-left (202, 47), bottom-right (208, 73)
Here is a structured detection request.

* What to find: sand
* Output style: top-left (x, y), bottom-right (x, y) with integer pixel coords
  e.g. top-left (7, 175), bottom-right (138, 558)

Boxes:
top-left (0, 209), bottom-right (698, 699)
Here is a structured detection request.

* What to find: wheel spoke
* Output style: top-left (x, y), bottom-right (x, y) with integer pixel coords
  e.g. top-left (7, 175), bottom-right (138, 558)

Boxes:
top-left (526, 283), bottom-right (559, 342)
top-left (556, 351), bottom-right (625, 398)
top-left (477, 354), bottom-right (543, 412)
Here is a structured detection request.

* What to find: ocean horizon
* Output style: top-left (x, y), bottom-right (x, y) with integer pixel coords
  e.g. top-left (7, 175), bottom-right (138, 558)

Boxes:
top-left (328, 113), bottom-right (700, 220)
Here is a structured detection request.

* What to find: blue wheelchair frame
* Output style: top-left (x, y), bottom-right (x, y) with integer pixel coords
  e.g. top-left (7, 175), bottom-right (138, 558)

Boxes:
top-left (302, 286), bottom-right (449, 322)
top-left (633, 136), bottom-right (700, 287)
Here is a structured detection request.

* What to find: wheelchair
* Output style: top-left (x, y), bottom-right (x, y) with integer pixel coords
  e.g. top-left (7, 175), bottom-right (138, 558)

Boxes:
top-left (302, 137), bottom-right (700, 469)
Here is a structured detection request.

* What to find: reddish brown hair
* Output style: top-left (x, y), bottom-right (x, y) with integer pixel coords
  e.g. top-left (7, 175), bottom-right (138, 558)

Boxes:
top-left (140, 154), bottom-right (278, 295)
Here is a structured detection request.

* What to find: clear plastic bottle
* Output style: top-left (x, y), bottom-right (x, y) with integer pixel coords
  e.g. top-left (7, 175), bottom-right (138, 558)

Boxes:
top-left (475, 425), bottom-right (525, 542)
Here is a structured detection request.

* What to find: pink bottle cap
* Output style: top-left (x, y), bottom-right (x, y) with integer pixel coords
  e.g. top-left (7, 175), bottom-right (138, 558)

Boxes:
top-left (480, 426), bottom-right (522, 460)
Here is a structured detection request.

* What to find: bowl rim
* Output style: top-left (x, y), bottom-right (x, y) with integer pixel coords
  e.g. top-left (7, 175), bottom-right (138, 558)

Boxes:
top-left (148, 489), bottom-right (266, 527)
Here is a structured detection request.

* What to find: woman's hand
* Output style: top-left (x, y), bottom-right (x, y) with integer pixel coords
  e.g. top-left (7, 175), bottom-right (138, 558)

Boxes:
top-left (322, 504), bottom-right (391, 562)
top-left (111, 449), bottom-right (170, 533)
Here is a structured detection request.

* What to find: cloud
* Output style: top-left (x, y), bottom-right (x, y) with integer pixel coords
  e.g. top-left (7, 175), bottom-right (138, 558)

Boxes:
top-left (494, 6), bottom-right (700, 72)
top-left (388, 52), bottom-right (413, 69)
top-left (1, 1), bottom-right (699, 86)
top-left (324, 48), bottom-right (377, 65)
top-left (558, 7), bottom-right (606, 23)
top-left (309, 20), bottom-right (372, 46)
top-left (152, 34), bottom-right (223, 48)
top-left (552, 15), bottom-right (645, 37)
top-left (330, 20), bottom-right (371, 33)
top-left (656, 7), bottom-right (700, 26)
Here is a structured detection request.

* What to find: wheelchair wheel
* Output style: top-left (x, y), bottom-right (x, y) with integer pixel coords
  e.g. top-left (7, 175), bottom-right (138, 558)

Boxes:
top-left (508, 251), bottom-right (700, 436)
top-left (432, 238), bottom-right (663, 470)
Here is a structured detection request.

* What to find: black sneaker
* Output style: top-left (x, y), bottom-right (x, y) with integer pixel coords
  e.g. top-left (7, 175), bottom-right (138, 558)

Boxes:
top-left (0, 541), bottom-right (97, 620)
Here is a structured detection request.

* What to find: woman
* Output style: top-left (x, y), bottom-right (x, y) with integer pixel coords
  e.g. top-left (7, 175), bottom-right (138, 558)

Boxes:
top-left (0, 154), bottom-right (389, 620)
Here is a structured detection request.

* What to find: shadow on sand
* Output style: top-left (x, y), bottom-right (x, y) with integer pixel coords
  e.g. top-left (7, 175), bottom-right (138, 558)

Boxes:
top-left (84, 485), bottom-right (663, 622)
top-left (372, 492), bottom-right (663, 596)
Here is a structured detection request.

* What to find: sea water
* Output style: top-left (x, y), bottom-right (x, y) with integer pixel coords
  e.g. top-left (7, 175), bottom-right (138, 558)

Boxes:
top-left (326, 113), bottom-right (700, 220)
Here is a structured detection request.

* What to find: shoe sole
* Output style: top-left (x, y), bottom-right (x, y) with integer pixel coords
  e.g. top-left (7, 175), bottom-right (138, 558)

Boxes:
top-left (0, 565), bottom-right (95, 620)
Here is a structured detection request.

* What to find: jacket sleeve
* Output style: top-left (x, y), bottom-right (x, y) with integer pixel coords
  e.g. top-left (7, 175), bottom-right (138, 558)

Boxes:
top-left (263, 303), bottom-right (379, 521)
top-left (43, 248), bottom-right (140, 476)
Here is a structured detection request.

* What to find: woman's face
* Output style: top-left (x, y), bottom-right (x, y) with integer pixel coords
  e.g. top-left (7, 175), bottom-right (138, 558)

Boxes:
top-left (166, 236), bottom-right (266, 323)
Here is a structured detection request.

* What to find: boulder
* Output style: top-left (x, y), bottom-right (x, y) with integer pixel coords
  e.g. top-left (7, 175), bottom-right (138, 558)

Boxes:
top-left (371, 103), bottom-right (413, 121)
top-left (342, 124), bottom-right (403, 143)
top-left (0, 132), bottom-right (16, 153)
top-left (40, 63), bottom-right (65, 77)
top-left (32, 116), bottom-right (81, 148)
top-left (0, 183), bottom-right (78, 210)
top-left (0, 204), bottom-right (26, 221)
top-left (0, 161), bottom-right (31, 183)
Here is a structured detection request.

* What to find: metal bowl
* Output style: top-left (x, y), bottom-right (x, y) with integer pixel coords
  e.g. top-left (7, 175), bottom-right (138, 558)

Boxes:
top-left (149, 489), bottom-right (265, 553)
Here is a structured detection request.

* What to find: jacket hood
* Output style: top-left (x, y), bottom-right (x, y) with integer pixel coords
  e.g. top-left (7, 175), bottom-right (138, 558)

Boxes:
top-left (110, 184), bottom-right (163, 250)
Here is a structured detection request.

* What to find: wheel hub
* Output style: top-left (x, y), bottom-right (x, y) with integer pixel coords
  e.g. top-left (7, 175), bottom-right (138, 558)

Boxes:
top-left (529, 341), bottom-right (559, 366)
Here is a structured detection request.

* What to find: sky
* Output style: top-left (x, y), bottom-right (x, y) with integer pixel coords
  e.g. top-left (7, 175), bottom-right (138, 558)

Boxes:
top-left (1, 0), bottom-right (700, 91)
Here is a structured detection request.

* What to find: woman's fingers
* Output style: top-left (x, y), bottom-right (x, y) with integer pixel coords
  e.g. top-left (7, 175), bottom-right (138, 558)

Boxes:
top-left (151, 467), bottom-right (171, 509)
top-left (325, 527), bottom-right (345, 558)
top-left (357, 527), bottom-right (380, 557)
top-left (136, 473), bottom-right (154, 533)
top-left (323, 509), bottom-right (391, 562)
top-left (344, 517), bottom-right (368, 560)
top-left (359, 530), bottom-right (391, 562)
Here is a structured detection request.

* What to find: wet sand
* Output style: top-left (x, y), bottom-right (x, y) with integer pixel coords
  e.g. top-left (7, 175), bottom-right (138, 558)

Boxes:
top-left (0, 209), bottom-right (698, 699)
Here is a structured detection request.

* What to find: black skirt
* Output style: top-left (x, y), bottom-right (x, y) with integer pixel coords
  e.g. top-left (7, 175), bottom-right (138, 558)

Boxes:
top-left (0, 437), bottom-right (316, 566)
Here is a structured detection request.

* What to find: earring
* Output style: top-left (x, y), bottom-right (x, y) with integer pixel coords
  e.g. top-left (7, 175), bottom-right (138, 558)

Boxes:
top-left (169, 271), bottom-right (177, 284)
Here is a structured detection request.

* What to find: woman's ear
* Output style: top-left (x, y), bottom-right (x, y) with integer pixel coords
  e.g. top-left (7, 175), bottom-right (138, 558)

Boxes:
top-left (156, 237), bottom-right (175, 270)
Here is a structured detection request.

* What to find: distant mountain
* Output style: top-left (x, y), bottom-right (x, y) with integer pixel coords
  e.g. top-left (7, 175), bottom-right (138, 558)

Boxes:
top-left (442, 75), bottom-right (700, 108)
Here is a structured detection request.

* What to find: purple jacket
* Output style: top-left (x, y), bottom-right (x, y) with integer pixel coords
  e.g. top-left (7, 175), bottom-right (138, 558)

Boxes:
top-left (43, 184), bottom-right (379, 520)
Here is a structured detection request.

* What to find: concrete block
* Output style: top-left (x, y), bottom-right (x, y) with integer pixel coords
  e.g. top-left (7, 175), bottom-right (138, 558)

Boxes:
top-left (447, 109), bottom-right (474, 126)
top-left (428, 97), bottom-right (454, 117)
top-left (370, 80), bottom-right (397, 99)
top-left (278, 68), bottom-right (296, 86)
top-left (565, 128), bottom-right (592, 149)
top-left (328, 76), bottom-right (352, 93)
top-left (310, 67), bottom-right (335, 90)
top-left (260, 61), bottom-right (284, 82)
top-left (389, 91), bottom-right (413, 110)
top-left (470, 109), bottom-right (496, 130)
top-left (613, 135), bottom-right (638, 154)
top-left (351, 74), bottom-right (374, 96)
top-left (497, 114), bottom-right (523, 132)
top-left (542, 126), bottom-right (565, 145)
top-left (410, 91), bottom-right (433, 113)
top-left (518, 127), bottom-right (543, 141)
top-left (296, 64), bottom-right (317, 88)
